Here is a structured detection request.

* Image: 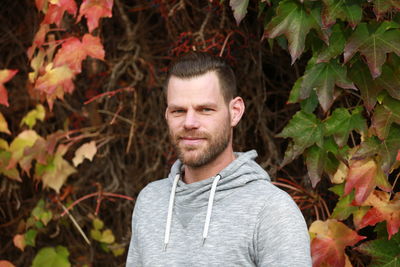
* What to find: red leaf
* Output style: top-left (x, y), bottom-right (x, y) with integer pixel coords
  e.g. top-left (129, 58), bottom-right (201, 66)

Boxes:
top-left (0, 69), bottom-right (18, 107)
top-left (43, 0), bottom-right (77, 27)
top-left (53, 34), bottom-right (104, 73)
top-left (397, 150), bottom-right (400, 161)
top-left (34, 64), bottom-right (74, 109)
top-left (78, 0), bottom-right (113, 32)
top-left (310, 219), bottom-right (366, 267)
top-left (82, 34), bottom-right (105, 60)
top-left (344, 158), bottom-right (391, 205)
top-left (358, 191), bottom-right (400, 239)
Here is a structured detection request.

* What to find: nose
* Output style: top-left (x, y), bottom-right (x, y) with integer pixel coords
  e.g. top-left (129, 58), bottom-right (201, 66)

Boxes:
top-left (183, 109), bottom-right (200, 130)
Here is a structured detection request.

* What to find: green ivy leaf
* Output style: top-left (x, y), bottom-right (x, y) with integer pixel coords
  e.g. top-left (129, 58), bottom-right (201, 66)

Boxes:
top-left (344, 22), bottom-right (400, 78)
top-left (379, 124), bottom-right (400, 172)
top-left (321, 0), bottom-right (362, 29)
top-left (305, 144), bottom-right (326, 187)
top-left (324, 106), bottom-right (367, 147)
top-left (264, 0), bottom-right (317, 63)
top-left (300, 60), bottom-right (356, 112)
top-left (358, 230), bottom-right (400, 266)
top-left (317, 24), bottom-right (346, 63)
top-left (277, 110), bottom-right (324, 165)
top-left (376, 63), bottom-right (400, 101)
top-left (348, 60), bottom-right (382, 111)
top-left (229, 0), bottom-right (249, 25)
top-left (32, 246), bottom-right (71, 267)
top-left (24, 229), bottom-right (38, 247)
top-left (371, 94), bottom-right (400, 140)
top-left (330, 184), bottom-right (358, 220)
top-left (20, 104), bottom-right (45, 129)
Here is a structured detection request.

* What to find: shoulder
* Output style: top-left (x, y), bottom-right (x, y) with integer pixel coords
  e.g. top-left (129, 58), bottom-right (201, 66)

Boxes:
top-left (137, 178), bottom-right (170, 203)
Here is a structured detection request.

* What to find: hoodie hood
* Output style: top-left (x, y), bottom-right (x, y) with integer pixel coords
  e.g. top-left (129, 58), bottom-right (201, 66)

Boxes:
top-left (166, 150), bottom-right (271, 207)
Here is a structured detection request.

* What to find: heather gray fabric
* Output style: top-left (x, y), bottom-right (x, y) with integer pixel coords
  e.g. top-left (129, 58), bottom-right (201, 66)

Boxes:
top-left (126, 150), bottom-right (311, 266)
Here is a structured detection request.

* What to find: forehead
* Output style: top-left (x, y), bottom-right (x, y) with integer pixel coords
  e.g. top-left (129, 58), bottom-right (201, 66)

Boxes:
top-left (166, 71), bottom-right (224, 105)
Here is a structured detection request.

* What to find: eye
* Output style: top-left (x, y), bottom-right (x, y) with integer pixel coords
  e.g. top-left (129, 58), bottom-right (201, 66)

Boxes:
top-left (201, 108), bottom-right (214, 113)
top-left (171, 109), bottom-right (185, 114)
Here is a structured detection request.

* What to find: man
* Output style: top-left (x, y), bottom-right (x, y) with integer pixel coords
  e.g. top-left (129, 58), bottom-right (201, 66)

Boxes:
top-left (126, 52), bottom-right (311, 266)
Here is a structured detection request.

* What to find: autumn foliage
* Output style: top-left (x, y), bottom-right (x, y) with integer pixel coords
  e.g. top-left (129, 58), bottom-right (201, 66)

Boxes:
top-left (1, 0), bottom-right (400, 266)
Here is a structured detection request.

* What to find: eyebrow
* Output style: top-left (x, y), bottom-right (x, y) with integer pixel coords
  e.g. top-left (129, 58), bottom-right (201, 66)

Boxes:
top-left (168, 102), bottom-right (218, 109)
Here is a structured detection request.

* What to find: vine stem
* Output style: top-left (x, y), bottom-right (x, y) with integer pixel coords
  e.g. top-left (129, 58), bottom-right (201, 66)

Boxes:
top-left (389, 171), bottom-right (400, 199)
top-left (58, 201), bottom-right (91, 246)
top-left (61, 192), bottom-right (134, 217)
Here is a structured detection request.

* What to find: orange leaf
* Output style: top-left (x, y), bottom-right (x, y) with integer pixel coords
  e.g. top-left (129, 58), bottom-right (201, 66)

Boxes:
top-left (53, 34), bottom-right (104, 73)
top-left (310, 219), bottom-right (365, 267)
top-left (0, 260), bottom-right (16, 267)
top-left (43, 0), bottom-right (77, 27)
top-left (13, 234), bottom-right (26, 251)
top-left (78, 0), bottom-right (113, 32)
top-left (344, 158), bottom-right (391, 205)
top-left (357, 191), bottom-right (400, 239)
top-left (0, 69), bottom-right (18, 107)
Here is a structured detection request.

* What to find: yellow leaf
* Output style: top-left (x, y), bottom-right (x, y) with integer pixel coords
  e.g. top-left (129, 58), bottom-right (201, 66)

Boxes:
top-left (20, 104), bottom-right (46, 129)
top-left (0, 138), bottom-right (8, 150)
top-left (72, 141), bottom-right (97, 167)
top-left (8, 130), bottom-right (40, 168)
top-left (41, 152), bottom-right (76, 193)
top-left (100, 229), bottom-right (115, 244)
top-left (332, 161), bottom-right (348, 184)
top-left (0, 112), bottom-right (11, 134)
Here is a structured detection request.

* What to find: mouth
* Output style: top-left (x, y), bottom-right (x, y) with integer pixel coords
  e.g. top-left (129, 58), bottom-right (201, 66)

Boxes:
top-left (179, 136), bottom-right (206, 146)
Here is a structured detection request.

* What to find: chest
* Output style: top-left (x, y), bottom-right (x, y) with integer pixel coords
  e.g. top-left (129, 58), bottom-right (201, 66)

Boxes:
top-left (137, 201), bottom-right (260, 266)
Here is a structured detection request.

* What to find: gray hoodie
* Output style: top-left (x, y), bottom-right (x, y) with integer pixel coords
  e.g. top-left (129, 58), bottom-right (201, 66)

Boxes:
top-left (126, 150), bottom-right (311, 266)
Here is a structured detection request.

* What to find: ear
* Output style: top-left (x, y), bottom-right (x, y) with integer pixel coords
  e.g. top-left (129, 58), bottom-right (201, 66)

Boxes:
top-left (229, 97), bottom-right (245, 127)
top-left (165, 107), bottom-right (169, 121)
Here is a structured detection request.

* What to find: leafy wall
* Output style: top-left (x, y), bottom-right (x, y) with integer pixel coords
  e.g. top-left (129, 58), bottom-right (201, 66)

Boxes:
top-left (0, 0), bottom-right (399, 266)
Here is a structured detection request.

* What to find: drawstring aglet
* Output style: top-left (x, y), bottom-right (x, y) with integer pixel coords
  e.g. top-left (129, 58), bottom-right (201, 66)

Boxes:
top-left (202, 238), bottom-right (206, 246)
top-left (163, 243), bottom-right (168, 251)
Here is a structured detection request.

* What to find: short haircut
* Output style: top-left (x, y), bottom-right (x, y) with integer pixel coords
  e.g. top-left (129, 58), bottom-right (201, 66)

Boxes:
top-left (165, 52), bottom-right (237, 103)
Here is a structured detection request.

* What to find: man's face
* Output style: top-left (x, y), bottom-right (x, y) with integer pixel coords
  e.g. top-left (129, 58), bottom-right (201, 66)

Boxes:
top-left (165, 71), bottom-right (232, 168)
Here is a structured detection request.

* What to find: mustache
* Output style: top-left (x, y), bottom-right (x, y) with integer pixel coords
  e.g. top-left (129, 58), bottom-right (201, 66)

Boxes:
top-left (174, 130), bottom-right (210, 139)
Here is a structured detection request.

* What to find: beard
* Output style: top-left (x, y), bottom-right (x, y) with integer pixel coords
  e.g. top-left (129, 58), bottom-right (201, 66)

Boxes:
top-left (170, 119), bottom-right (231, 168)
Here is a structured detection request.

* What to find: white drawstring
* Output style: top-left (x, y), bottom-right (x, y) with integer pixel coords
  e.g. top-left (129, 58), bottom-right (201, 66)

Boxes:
top-left (164, 174), bottom-right (180, 251)
top-left (163, 173), bottom-right (221, 251)
top-left (202, 174), bottom-right (221, 246)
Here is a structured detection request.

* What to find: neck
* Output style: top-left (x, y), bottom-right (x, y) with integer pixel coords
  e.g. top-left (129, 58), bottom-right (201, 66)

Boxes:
top-left (183, 145), bottom-right (236, 184)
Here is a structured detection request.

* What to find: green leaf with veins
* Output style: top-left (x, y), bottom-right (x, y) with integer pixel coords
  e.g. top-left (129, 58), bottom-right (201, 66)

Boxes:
top-left (371, 94), bottom-right (400, 140)
top-left (321, 0), bottom-right (362, 29)
top-left (264, 0), bottom-right (317, 63)
top-left (376, 63), bottom-right (400, 100)
top-left (379, 124), bottom-right (400, 172)
top-left (358, 230), bottom-right (400, 267)
top-left (330, 184), bottom-right (358, 220)
top-left (348, 60), bottom-right (382, 111)
top-left (277, 110), bottom-right (324, 166)
top-left (300, 60), bottom-right (356, 112)
top-left (344, 22), bottom-right (400, 78)
top-left (305, 144), bottom-right (326, 187)
top-left (324, 106), bottom-right (367, 147)
top-left (317, 24), bottom-right (346, 63)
